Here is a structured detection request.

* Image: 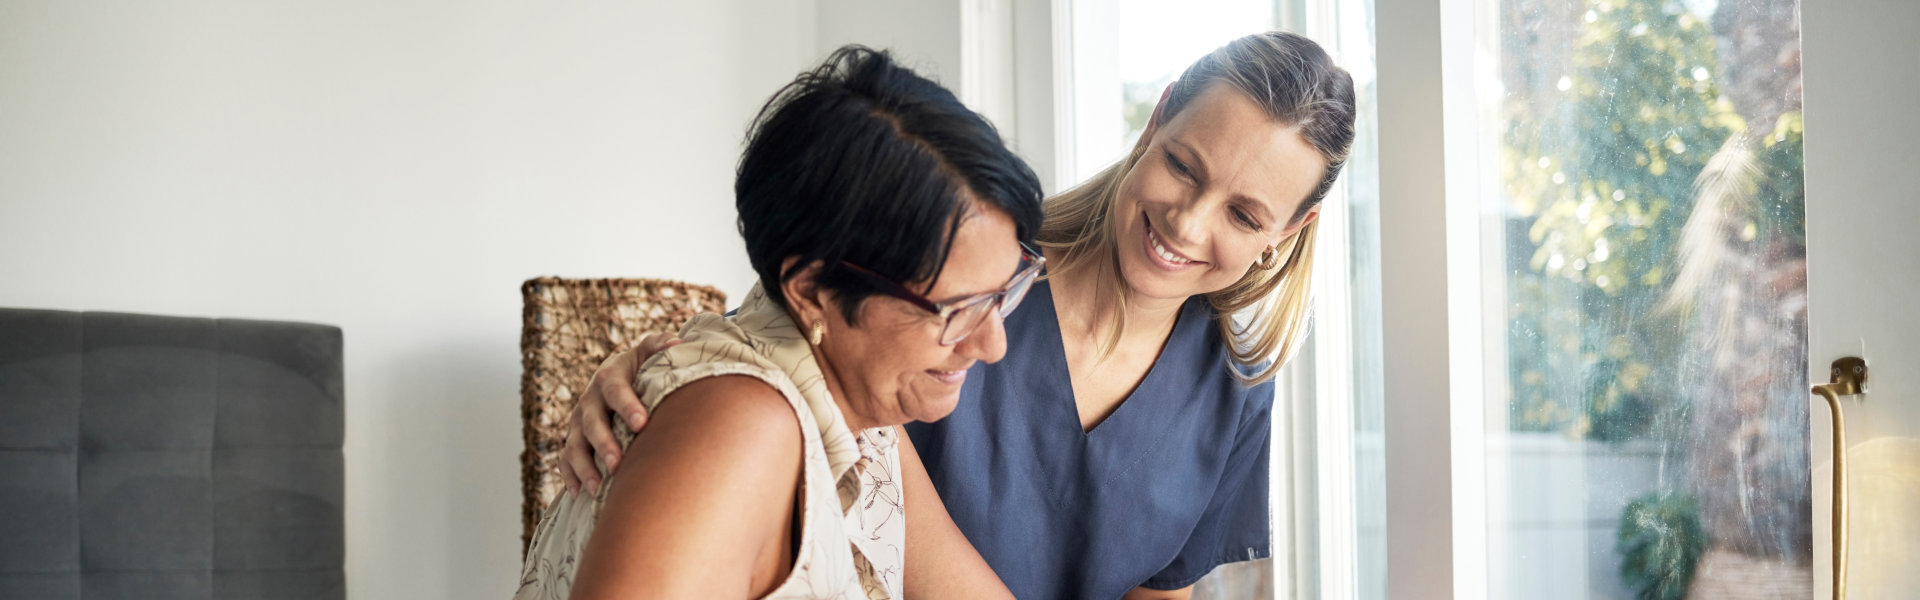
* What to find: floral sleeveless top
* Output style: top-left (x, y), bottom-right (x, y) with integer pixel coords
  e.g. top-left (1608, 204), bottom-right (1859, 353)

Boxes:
top-left (515, 285), bottom-right (906, 599)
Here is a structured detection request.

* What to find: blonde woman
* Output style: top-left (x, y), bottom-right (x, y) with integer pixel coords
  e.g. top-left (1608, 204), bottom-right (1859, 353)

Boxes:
top-left (563, 32), bottom-right (1355, 599)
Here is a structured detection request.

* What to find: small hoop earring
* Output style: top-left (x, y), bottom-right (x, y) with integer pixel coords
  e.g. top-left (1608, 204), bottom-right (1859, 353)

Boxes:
top-left (809, 321), bottom-right (826, 345)
top-left (1255, 246), bottom-right (1280, 270)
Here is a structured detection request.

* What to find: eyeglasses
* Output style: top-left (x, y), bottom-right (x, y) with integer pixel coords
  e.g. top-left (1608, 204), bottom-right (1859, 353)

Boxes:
top-left (840, 244), bottom-right (1045, 346)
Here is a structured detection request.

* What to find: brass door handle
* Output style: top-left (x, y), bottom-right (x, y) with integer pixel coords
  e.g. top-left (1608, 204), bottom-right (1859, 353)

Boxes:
top-left (1812, 356), bottom-right (1867, 600)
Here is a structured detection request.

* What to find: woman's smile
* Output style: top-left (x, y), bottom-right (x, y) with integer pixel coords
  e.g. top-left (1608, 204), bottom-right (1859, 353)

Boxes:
top-left (1143, 214), bottom-right (1206, 272)
top-left (927, 366), bottom-right (969, 385)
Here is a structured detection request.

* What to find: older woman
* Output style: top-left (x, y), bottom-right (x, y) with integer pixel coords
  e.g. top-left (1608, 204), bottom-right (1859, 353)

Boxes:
top-left (566, 32), bottom-right (1357, 599)
top-left (514, 46), bottom-right (1044, 599)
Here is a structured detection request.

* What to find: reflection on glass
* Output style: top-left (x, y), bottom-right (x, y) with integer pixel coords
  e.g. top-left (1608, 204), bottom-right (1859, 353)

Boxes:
top-left (1478, 0), bottom-right (1808, 597)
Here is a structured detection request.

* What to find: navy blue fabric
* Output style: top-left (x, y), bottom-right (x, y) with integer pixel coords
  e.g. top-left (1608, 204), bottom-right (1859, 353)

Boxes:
top-left (906, 280), bottom-right (1272, 599)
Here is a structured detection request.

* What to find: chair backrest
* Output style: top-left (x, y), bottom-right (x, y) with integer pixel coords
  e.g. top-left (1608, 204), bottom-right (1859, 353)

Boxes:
top-left (518, 277), bottom-right (726, 551)
top-left (0, 309), bottom-right (345, 599)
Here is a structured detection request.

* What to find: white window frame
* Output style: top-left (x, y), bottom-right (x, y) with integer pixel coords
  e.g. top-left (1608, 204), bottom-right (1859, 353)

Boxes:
top-left (1281, 0), bottom-right (1374, 597)
top-left (1371, 0), bottom-right (1492, 597)
top-left (980, 0), bottom-right (1076, 194)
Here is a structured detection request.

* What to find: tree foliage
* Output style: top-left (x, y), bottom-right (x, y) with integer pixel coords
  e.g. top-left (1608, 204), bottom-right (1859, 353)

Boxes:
top-left (1616, 492), bottom-right (1706, 600)
top-left (1503, 0), bottom-right (1742, 438)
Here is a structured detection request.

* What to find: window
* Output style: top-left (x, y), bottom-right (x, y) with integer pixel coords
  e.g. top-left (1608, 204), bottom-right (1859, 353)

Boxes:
top-left (1457, 0), bottom-right (1809, 597)
top-left (1013, 0), bottom-right (1805, 597)
top-left (1062, 0), bottom-right (1282, 184)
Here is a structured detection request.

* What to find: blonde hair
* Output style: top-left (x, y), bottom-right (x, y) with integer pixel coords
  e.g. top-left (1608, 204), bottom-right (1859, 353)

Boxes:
top-left (1037, 31), bottom-right (1356, 384)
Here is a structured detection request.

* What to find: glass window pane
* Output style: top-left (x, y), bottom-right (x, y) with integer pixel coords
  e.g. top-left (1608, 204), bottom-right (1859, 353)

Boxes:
top-left (1067, 0), bottom-right (1278, 184)
top-left (1472, 0), bottom-right (1809, 598)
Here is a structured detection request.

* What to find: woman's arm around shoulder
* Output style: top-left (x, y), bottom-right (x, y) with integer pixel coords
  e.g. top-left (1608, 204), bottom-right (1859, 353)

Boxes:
top-left (569, 375), bottom-right (804, 600)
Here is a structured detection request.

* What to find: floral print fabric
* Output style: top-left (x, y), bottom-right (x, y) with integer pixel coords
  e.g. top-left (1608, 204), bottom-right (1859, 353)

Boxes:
top-left (516, 285), bottom-right (905, 599)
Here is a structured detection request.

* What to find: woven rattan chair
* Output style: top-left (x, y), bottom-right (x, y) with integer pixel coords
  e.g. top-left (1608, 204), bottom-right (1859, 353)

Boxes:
top-left (518, 277), bottom-right (726, 552)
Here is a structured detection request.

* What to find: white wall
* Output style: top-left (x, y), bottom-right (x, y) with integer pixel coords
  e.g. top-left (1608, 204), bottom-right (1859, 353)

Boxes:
top-left (815, 0), bottom-right (1058, 191)
top-left (816, 0), bottom-right (963, 90)
top-left (0, 1), bottom-right (818, 597)
top-left (1802, 1), bottom-right (1920, 596)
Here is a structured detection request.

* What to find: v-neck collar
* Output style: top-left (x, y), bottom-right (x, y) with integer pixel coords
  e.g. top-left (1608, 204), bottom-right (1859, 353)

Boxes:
top-left (1031, 278), bottom-right (1208, 441)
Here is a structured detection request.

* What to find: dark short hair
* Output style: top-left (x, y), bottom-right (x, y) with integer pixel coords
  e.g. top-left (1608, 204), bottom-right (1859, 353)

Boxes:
top-left (735, 45), bottom-right (1044, 324)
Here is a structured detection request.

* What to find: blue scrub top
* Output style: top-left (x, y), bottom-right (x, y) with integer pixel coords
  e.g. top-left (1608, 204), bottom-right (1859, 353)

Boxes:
top-left (905, 279), bottom-right (1273, 600)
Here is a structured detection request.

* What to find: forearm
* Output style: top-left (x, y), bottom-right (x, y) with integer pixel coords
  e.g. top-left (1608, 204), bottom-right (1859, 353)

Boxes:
top-left (1121, 585), bottom-right (1193, 600)
top-left (896, 426), bottom-right (1013, 600)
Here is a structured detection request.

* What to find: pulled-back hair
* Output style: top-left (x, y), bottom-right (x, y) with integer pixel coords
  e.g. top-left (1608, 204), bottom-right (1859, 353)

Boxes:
top-left (1038, 31), bottom-right (1357, 383)
top-left (736, 46), bottom-right (1045, 324)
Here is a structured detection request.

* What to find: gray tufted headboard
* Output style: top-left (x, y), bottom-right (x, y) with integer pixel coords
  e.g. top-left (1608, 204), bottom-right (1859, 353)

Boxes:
top-left (0, 310), bottom-right (345, 599)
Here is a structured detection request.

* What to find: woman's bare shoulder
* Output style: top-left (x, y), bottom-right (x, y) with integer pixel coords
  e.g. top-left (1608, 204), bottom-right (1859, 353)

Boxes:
top-left (568, 375), bottom-right (805, 597)
top-left (644, 374), bottom-right (805, 473)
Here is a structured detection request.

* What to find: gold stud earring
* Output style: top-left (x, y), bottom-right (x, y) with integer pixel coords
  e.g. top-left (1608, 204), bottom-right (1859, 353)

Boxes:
top-left (1255, 246), bottom-right (1280, 270)
top-left (810, 321), bottom-right (826, 345)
